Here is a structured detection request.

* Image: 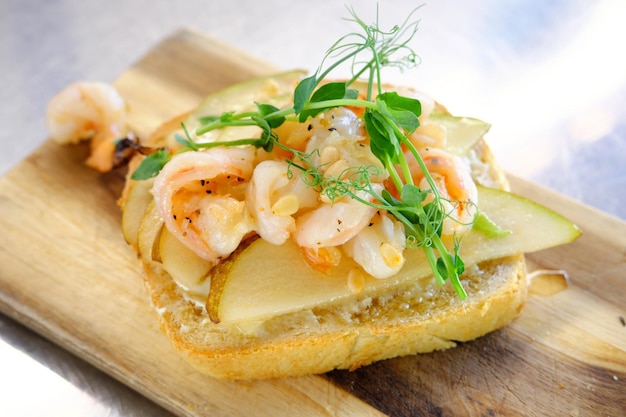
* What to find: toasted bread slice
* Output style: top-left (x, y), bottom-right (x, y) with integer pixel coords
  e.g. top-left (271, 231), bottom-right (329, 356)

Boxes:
top-left (131, 112), bottom-right (527, 378)
top-left (141, 255), bottom-right (525, 379)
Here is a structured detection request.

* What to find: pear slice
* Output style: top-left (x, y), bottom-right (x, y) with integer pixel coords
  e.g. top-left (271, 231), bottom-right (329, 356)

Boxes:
top-left (206, 236), bottom-right (260, 323)
top-left (159, 226), bottom-right (213, 291)
top-left (137, 200), bottom-right (164, 263)
top-left (121, 178), bottom-right (155, 247)
top-left (136, 198), bottom-right (214, 294)
top-left (165, 70), bottom-right (306, 147)
top-left (207, 187), bottom-right (580, 324)
top-left (428, 109), bottom-right (491, 156)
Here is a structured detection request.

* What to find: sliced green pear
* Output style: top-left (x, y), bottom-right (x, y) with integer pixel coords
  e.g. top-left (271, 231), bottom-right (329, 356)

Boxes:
top-left (136, 199), bottom-right (213, 295)
top-left (137, 200), bottom-right (164, 262)
top-left (206, 237), bottom-right (361, 324)
top-left (121, 178), bottom-right (155, 247)
top-left (458, 187), bottom-right (581, 260)
top-left (206, 236), bottom-right (259, 323)
top-left (428, 109), bottom-right (491, 156)
top-left (166, 69), bottom-right (306, 146)
top-left (208, 187), bottom-right (580, 324)
top-left (159, 226), bottom-right (213, 290)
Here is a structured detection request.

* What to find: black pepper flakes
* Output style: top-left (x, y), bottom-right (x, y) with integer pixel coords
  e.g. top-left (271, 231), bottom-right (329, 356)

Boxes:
top-left (328, 127), bottom-right (337, 132)
top-left (620, 316), bottom-right (625, 327)
top-left (307, 124), bottom-right (313, 131)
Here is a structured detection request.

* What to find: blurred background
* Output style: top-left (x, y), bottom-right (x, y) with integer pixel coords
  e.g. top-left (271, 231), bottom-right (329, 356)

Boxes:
top-left (1, 0), bottom-right (625, 415)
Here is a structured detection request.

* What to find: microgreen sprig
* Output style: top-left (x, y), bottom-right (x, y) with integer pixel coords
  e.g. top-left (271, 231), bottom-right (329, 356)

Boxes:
top-left (132, 5), bottom-right (471, 299)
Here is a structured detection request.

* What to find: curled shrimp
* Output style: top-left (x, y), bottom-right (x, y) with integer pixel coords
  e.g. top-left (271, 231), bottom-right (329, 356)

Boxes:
top-left (294, 185), bottom-right (382, 250)
top-left (305, 108), bottom-right (366, 158)
top-left (246, 160), bottom-right (318, 245)
top-left (309, 107), bottom-right (365, 142)
top-left (300, 108), bottom-right (386, 189)
top-left (152, 147), bottom-right (256, 263)
top-left (408, 147), bottom-right (478, 235)
top-left (46, 82), bottom-right (127, 172)
top-left (276, 107), bottom-right (365, 154)
top-left (343, 210), bottom-right (406, 279)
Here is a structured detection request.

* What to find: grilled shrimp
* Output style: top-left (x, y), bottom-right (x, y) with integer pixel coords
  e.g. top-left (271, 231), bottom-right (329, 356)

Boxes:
top-left (46, 82), bottom-right (126, 172)
top-left (246, 160), bottom-right (318, 245)
top-left (294, 185), bottom-right (383, 250)
top-left (343, 210), bottom-right (406, 279)
top-left (303, 108), bottom-right (387, 193)
top-left (276, 107), bottom-right (366, 154)
top-left (309, 107), bottom-right (365, 142)
top-left (409, 147), bottom-right (478, 235)
top-left (151, 147), bottom-right (256, 263)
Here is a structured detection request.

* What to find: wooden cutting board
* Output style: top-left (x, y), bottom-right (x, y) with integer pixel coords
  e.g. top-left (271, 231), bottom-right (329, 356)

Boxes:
top-left (0, 29), bottom-right (624, 417)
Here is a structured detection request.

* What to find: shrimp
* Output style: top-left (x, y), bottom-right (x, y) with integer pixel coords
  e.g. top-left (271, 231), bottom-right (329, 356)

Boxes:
top-left (46, 82), bottom-right (127, 172)
top-left (294, 184), bottom-right (382, 250)
top-left (301, 108), bottom-right (386, 189)
top-left (408, 147), bottom-right (478, 235)
top-left (310, 107), bottom-right (365, 142)
top-left (246, 160), bottom-right (318, 245)
top-left (281, 108), bottom-right (389, 272)
top-left (305, 108), bottom-right (365, 157)
top-left (277, 107), bottom-right (366, 154)
top-left (151, 147), bottom-right (256, 263)
top-left (343, 211), bottom-right (406, 279)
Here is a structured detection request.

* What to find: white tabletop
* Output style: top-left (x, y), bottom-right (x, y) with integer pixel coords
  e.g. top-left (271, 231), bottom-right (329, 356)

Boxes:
top-left (1, 0), bottom-right (625, 415)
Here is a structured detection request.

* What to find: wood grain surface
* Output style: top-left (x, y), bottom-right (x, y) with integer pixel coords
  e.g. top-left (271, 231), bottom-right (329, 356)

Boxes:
top-left (0, 29), bottom-right (625, 417)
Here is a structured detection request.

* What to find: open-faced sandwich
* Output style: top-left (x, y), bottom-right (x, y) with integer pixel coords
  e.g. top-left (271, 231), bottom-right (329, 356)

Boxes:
top-left (46, 8), bottom-right (580, 379)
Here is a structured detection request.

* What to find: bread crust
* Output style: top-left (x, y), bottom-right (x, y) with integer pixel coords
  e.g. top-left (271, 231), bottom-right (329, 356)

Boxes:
top-left (131, 95), bottom-right (527, 379)
top-left (143, 254), bottom-right (525, 379)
